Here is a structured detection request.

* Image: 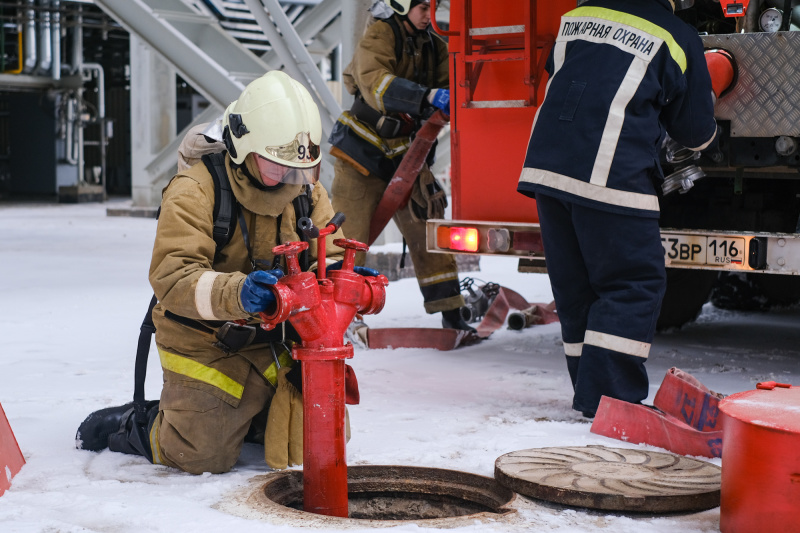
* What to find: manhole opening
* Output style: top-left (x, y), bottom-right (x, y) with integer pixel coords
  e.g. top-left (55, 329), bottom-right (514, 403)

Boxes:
top-left (261, 465), bottom-right (516, 521)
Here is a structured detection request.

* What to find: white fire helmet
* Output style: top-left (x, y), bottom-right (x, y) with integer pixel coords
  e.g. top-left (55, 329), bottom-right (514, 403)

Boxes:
top-left (384, 0), bottom-right (429, 16)
top-left (223, 71), bottom-right (322, 184)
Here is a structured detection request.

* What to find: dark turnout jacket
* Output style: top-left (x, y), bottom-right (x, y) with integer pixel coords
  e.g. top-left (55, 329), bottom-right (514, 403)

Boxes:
top-left (518, 0), bottom-right (717, 218)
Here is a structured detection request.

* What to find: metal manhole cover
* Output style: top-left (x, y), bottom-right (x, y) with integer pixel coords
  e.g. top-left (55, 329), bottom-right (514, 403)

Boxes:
top-left (494, 445), bottom-right (720, 513)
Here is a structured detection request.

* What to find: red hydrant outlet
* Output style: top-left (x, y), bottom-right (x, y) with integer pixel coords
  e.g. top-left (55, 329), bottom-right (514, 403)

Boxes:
top-left (259, 214), bottom-right (388, 518)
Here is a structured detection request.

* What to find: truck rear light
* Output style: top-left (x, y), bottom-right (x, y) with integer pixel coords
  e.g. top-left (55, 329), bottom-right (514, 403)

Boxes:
top-left (437, 226), bottom-right (479, 252)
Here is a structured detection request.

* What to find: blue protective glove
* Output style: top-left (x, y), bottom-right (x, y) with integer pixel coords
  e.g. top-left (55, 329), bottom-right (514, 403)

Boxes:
top-left (328, 260), bottom-right (380, 277)
top-left (427, 88), bottom-right (450, 114)
top-left (240, 269), bottom-right (283, 313)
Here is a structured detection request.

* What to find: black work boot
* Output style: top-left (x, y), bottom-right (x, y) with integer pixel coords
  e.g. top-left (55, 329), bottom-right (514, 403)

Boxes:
top-left (441, 308), bottom-right (477, 333)
top-left (77, 401), bottom-right (159, 462)
top-left (76, 402), bottom-right (136, 452)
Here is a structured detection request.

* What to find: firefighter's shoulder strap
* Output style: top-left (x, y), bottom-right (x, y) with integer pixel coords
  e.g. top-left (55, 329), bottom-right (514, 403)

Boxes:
top-left (202, 151), bottom-right (237, 258)
top-left (133, 151), bottom-right (234, 421)
top-left (381, 17), bottom-right (404, 63)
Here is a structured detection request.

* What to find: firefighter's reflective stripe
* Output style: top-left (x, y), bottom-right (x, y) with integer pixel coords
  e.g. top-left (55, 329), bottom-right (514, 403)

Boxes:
top-left (150, 418), bottom-right (164, 465)
top-left (518, 168), bottom-right (660, 212)
top-left (563, 342), bottom-right (583, 357)
top-left (374, 73), bottom-right (395, 113)
top-left (158, 348), bottom-right (244, 399)
top-left (591, 57), bottom-right (649, 187)
top-left (418, 270), bottom-right (460, 287)
top-left (585, 330), bottom-right (650, 359)
top-left (566, 7), bottom-right (686, 72)
top-left (195, 271), bottom-right (221, 321)
top-left (337, 113), bottom-right (411, 156)
top-left (262, 348), bottom-right (294, 388)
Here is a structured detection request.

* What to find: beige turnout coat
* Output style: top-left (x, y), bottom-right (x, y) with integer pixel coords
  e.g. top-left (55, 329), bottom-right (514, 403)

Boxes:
top-left (149, 153), bottom-right (343, 409)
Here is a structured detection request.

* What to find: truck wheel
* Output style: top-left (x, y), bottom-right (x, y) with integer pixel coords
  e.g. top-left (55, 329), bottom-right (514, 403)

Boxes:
top-left (710, 272), bottom-right (768, 311)
top-left (657, 269), bottom-right (719, 331)
top-left (711, 272), bottom-right (800, 310)
top-left (752, 273), bottom-right (800, 307)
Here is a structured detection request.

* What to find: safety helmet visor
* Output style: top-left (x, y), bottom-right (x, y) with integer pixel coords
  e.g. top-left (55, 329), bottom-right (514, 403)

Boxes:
top-left (256, 154), bottom-right (320, 185)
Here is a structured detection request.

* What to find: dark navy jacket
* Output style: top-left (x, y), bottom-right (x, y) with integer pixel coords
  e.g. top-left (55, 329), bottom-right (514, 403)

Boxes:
top-left (517, 0), bottom-right (717, 218)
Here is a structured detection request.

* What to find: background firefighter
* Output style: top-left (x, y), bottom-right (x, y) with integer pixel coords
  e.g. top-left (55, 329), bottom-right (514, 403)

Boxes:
top-left (328, 0), bottom-right (473, 331)
top-left (75, 71), bottom-right (375, 474)
top-left (517, 0), bottom-right (718, 417)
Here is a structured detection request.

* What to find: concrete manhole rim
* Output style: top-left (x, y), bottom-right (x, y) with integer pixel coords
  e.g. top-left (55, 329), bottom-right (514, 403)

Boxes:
top-left (494, 445), bottom-right (721, 513)
top-left (247, 464), bottom-right (518, 527)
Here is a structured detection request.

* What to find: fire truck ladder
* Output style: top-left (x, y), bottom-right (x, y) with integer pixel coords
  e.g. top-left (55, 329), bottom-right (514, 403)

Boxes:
top-left (431, 0), bottom-right (554, 108)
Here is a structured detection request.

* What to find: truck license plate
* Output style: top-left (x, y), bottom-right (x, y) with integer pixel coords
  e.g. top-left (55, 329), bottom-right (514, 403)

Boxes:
top-left (661, 235), bottom-right (746, 267)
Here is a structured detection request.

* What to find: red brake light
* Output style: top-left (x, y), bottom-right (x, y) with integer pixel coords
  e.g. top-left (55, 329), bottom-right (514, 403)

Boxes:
top-left (437, 226), bottom-right (479, 252)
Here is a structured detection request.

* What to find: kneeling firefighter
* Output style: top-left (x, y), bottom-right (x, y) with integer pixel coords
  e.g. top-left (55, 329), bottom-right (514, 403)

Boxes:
top-left (76, 71), bottom-right (375, 474)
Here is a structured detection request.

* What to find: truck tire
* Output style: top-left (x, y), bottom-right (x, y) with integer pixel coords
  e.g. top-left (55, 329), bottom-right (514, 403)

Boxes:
top-left (711, 272), bottom-right (800, 311)
top-left (656, 269), bottom-right (719, 331)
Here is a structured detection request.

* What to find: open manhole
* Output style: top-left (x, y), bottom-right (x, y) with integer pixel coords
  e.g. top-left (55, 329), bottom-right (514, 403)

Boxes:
top-left (247, 465), bottom-right (516, 526)
top-left (495, 445), bottom-right (721, 513)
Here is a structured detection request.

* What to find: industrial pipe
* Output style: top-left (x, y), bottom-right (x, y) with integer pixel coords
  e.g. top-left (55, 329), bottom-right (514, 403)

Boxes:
top-left (260, 215), bottom-right (388, 517)
top-left (83, 62), bottom-right (107, 188)
top-left (23, 0), bottom-right (37, 73)
top-left (36, 0), bottom-right (52, 75)
top-left (51, 0), bottom-right (61, 81)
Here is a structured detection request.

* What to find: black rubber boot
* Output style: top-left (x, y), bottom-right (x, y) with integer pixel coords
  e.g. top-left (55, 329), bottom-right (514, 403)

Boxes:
top-left (441, 308), bottom-right (477, 333)
top-left (76, 401), bottom-right (159, 461)
top-left (76, 402), bottom-right (136, 452)
top-left (108, 401), bottom-right (159, 462)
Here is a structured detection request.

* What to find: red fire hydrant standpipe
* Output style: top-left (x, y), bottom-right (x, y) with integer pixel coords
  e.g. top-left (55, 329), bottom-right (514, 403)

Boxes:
top-left (259, 213), bottom-right (389, 518)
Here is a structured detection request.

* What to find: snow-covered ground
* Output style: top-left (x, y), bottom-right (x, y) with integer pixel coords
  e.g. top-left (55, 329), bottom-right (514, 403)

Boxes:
top-left (1, 201), bottom-right (798, 533)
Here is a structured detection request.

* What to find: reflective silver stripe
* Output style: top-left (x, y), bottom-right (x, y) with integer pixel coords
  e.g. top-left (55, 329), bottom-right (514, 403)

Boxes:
top-left (339, 114), bottom-right (410, 156)
top-left (563, 342), bottom-right (583, 357)
top-left (195, 271), bottom-right (221, 321)
top-left (519, 167), bottom-right (660, 212)
top-left (418, 271), bottom-right (459, 286)
top-left (685, 127), bottom-right (717, 151)
top-left (585, 329), bottom-right (650, 358)
top-left (374, 73), bottom-right (395, 113)
top-left (590, 57), bottom-right (649, 187)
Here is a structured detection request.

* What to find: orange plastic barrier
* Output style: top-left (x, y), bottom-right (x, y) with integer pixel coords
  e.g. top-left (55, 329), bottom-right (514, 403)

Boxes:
top-left (0, 402), bottom-right (25, 497)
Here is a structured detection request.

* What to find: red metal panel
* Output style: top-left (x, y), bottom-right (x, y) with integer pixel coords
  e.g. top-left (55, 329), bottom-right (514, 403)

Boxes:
top-left (0, 402), bottom-right (24, 497)
top-left (447, 0), bottom-right (576, 222)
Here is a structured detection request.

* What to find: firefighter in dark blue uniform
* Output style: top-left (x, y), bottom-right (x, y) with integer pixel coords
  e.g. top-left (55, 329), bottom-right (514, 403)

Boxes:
top-left (517, 0), bottom-right (717, 417)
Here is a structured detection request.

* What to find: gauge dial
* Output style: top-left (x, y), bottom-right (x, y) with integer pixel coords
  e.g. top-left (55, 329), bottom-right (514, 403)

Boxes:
top-left (760, 7), bottom-right (783, 33)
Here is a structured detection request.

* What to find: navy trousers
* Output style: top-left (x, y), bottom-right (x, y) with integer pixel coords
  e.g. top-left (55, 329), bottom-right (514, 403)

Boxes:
top-left (535, 193), bottom-right (666, 415)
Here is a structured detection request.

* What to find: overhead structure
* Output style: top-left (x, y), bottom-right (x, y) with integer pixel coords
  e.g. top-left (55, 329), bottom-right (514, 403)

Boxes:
top-left (93, 0), bottom-right (346, 207)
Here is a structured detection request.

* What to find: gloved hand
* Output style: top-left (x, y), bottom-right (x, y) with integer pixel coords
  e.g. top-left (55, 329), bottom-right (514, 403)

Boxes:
top-left (426, 88), bottom-right (450, 115)
top-left (240, 269), bottom-right (283, 314)
top-left (328, 260), bottom-right (380, 277)
top-left (265, 367), bottom-right (303, 469)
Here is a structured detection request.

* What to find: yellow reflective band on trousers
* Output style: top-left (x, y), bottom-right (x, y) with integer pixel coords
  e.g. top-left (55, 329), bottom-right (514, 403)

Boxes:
top-left (263, 348), bottom-right (295, 387)
top-left (158, 348), bottom-right (244, 400)
top-left (150, 416), bottom-right (164, 466)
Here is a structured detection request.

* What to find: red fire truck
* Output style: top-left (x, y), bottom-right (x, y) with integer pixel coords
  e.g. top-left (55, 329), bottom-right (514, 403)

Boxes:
top-left (427, 0), bottom-right (800, 328)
